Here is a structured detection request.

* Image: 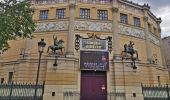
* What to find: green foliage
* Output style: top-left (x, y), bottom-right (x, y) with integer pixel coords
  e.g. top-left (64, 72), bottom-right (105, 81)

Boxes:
top-left (0, 0), bottom-right (35, 51)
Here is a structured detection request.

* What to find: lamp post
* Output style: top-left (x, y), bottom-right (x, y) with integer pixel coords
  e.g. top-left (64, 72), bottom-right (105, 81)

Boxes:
top-left (131, 58), bottom-right (137, 72)
top-left (34, 38), bottom-right (46, 100)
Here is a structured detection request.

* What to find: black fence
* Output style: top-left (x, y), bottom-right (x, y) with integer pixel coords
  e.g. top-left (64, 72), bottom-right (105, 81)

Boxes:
top-left (142, 84), bottom-right (170, 100)
top-left (0, 82), bottom-right (45, 100)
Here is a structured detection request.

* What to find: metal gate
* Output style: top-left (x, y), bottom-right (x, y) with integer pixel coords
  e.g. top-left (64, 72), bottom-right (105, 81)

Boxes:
top-left (142, 84), bottom-right (170, 100)
top-left (0, 82), bottom-right (44, 100)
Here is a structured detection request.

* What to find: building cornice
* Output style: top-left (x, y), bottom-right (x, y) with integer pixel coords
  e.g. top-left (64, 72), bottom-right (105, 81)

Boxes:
top-left (118, 0), bottom-right (143, 9)
top-left (147, 11), bottom-right (162, 24)
top-left (119, 0), bottom-right (161, 24)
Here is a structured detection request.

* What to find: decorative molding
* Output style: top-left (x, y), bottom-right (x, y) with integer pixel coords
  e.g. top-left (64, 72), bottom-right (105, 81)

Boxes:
top-left (119, 24), bottom-right (145, 39)
top-left (119, 3), bottom-right (143, 14)
top-left (148, 33), bottom-right (160, 46)
top-left (74, 21), bottom-right (112, 32)
top-left (35, 21), bottom-right (69, 32)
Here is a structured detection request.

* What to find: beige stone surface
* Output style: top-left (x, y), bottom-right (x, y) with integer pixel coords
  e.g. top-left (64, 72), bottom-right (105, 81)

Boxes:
top-left (0, 1), bottom-right (169, 100)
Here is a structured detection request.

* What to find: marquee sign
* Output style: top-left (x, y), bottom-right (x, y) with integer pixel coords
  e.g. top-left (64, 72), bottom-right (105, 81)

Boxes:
top-left (80, 51), bottom-right (109, 71)
top-left (80, 39), bottom-right (107, 51)
top-left (75, 34), bottom-right (112, 53)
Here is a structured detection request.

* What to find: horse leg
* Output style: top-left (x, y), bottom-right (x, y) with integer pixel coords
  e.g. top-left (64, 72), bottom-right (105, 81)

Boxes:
top-left (54, 49), bottom-right (56, 55)
top-left (121, 51), bottom-right (125, 60)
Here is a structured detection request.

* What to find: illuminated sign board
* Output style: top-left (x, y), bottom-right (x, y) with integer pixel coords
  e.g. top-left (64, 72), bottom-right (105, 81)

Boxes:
top-left (80, 51), bottom-right (109, 71)
top-left (80, 39), bottom-right (108, 51)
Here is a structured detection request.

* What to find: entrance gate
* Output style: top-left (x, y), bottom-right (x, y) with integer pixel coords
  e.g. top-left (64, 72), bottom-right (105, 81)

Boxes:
top-left (81, 71), bottom-right (107, 100)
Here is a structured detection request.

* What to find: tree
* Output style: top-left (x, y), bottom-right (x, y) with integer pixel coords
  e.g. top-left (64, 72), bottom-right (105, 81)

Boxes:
top-left (0, 0), bottom-right (35, 52)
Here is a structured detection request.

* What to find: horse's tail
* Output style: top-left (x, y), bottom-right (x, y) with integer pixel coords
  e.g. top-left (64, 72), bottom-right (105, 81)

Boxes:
top-left (47, 46), bottom-right (49, 53)
top-left (63, 47), bottom-right (65, 52)
top-left (124, 44), bottom-right (127, 52)
top-left (135, 50), bottom-right (138, 59)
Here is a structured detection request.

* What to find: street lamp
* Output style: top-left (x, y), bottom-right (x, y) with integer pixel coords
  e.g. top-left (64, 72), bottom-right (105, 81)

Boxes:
top-left (52, 55), bottom-right (59, 70)
top-left (34, 38), bottom-right (46, 100)
top-left (131, 58), bottom-right (137, 72)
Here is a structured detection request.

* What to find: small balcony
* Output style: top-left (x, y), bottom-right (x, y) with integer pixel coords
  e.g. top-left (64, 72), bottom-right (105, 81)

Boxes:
top-left (31, 0), bottom-right (68, 5)
top-left (78, 0), bottom-right (112, 4)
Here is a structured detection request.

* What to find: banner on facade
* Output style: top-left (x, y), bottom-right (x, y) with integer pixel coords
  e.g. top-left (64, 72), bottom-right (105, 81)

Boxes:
top-left (80, 38), bottom-right (108, 51)
top-left (80, 51), bottom-right (109, 71)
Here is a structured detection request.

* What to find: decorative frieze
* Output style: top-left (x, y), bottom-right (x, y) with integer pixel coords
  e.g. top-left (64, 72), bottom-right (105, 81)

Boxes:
top-left (74, 21), bottom-right (113, 32)
top-left (35, 21), bottom-right (69, 32)
top-left (148, 33), bottom-right (160, 46)
top-left (119, 24), bottom-right (145, 39)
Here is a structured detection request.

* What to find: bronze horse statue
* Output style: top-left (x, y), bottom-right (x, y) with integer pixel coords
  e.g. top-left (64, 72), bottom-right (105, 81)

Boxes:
top-left (121, 41), bottom-right (138, 60)
top-left (47, 36), bottom-right (65, 54)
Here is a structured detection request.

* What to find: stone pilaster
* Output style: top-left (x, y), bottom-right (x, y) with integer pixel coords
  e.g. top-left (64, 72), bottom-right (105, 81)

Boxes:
top-left (157, 18), bottom-right (166, 66)
top-left (112, 5), bottom-right (119, 100)
top-left (112, 7), bottom-right (120, 58)
top-left (66, 2), bottom-right (76, 56)
top-left (143, 16), bottom-right (152, 63)
top-left (25, 38), bottom-right (32, 55)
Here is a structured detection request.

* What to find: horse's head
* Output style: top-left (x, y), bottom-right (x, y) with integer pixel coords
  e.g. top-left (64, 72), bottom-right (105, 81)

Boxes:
top-left (58, 39), bottom-right (64, 43)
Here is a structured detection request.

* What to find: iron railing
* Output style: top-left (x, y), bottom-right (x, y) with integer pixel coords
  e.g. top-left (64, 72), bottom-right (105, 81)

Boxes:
top-left (142, 84), bottom-right (170, 100)
top-left (78, 0), bottom-right (111, 4)
top-left (0, 82), bottom-right (44, 100)
top-left (32, 0), bottom-right (68, 5)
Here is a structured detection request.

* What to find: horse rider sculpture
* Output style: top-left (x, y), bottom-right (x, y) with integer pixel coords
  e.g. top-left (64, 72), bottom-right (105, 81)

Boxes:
top-left (47, 35), bottom-right (65, 54)
top-left (122, 41), bottom-right (138, 60)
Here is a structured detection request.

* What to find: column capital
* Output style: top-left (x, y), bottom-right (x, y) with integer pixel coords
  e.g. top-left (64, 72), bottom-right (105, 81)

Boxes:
top-left (143, 16), bottom-right (148, 22)
top-left (112, 7), bottom-right (119, 13)
top-left (69, 4), bottom-right (76, 8)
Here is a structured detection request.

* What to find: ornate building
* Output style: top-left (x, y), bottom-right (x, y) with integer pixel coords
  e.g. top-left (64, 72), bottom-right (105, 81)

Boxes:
top-left (162, 36), bottom-right (170, 68)
top-left (0, 0), bottom-right (169, 100)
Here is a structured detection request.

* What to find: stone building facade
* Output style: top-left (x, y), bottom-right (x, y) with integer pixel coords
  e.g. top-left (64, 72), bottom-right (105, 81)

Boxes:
top-left (162, 36), bottom-right (170, 68)
top-left (0, 0), bottom-right (169, 100)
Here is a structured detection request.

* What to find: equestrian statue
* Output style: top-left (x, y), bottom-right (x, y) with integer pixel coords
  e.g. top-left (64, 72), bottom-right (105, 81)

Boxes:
top-left (47, 35), bottom-right (65, 54)
top-left (121, 41), bottom-right (138, 60)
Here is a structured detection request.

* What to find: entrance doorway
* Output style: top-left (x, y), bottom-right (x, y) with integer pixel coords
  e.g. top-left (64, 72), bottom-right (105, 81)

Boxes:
top-left (81, 71), bottom-right (107, 100)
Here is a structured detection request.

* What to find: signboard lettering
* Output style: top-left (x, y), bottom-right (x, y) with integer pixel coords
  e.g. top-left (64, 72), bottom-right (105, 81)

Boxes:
top-left (80, 39), bottom-right (107, 51)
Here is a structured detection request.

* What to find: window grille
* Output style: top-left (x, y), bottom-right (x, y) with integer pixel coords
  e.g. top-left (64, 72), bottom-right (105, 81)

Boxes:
top-left (97, 10), bottom-right (108, 20)
top-left (80, 8), bottom-right (90, 19)
top-left (120, 13), bottom-right (128, 24)
top-left (39, 10), bottom-right (49, 20)
top-left (56, 8), bottom-right (66, 19)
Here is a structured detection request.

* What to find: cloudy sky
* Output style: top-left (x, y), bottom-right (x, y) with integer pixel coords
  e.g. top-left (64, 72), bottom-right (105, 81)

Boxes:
top-left (132, 0), bottom-right (170, 38)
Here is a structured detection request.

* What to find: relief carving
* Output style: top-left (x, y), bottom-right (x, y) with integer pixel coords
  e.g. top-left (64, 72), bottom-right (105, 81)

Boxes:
top-left (74, 21), bottom-right (113, 32)
top-left (148, 33), bottom-right (160, 46)
top-left (35, 21), bottom-right (69, 32)
top-left (119, 24), bottom-right (145, 39)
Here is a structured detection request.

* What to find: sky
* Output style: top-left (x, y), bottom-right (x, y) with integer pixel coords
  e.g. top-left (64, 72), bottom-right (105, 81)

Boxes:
top-left (132, 0), bottom-right (170, 38)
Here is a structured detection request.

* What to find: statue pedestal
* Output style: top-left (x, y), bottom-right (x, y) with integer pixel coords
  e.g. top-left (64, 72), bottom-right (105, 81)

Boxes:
top-left (65, 52), bottom-right (74, 58)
